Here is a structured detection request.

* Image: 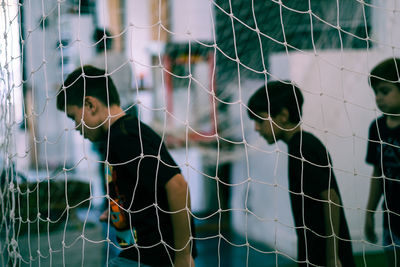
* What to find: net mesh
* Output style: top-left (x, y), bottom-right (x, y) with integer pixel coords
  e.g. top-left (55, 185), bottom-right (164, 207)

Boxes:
top-left (1, 0), bottom-right (399, 266)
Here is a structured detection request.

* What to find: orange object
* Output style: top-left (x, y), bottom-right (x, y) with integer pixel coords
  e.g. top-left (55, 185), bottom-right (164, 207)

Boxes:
top-left (110, 199), bottom-right (129, 230)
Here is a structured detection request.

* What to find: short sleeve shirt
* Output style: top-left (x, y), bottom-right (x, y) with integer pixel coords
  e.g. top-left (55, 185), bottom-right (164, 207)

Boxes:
top-left (106, 115), bottom-right (196, 265)
top-left (288, 131), bottom-right (354, 266)
top-left (288, 131), bottom-right (340, 230)
top-left (366, 116), bottom-right (400, 236)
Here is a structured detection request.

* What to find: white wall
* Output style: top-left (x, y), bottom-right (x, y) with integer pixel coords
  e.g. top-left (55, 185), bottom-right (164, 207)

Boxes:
top-left (125, 0), bottom-right (151, 86)
top-left (170, 0), bottom-right (214, 42)
top-left (372, 0), bottom-right (400, 52)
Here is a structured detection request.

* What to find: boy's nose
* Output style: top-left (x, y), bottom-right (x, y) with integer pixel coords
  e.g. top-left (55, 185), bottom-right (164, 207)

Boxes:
top-left (75, 121), bottom-right (83, 133)
top-left (375, 94), bottom-right (383, 103)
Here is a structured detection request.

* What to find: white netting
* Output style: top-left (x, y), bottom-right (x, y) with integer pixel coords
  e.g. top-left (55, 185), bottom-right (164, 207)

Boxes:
top-left (1, 0), bottom-right (400, 266)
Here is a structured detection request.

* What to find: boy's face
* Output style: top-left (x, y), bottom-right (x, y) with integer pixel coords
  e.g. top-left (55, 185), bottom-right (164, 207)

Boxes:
top-left (375, 81), bottom-right (400, 114)
top-left (66, 104), bottom-right (105, 142)
top-left (253, 112), bottom-right (282, 144)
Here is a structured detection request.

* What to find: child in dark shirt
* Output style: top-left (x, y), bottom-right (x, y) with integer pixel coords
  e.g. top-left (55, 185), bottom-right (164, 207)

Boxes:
top-left (364, 58), bottom-right (400, 267)
top-left (247, 81), bottom-right (355, 267)
top-left (56, 65), bottom-right (196, 267)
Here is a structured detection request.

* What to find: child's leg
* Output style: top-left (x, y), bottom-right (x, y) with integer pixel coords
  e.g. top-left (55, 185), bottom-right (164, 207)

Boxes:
top-left (384, 248), bottom-right (400, 267)
top-left (383, 228), bottom-right (400, 267)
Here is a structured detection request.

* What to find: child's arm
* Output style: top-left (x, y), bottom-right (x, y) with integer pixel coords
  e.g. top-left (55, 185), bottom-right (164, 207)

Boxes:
top-left (165, 173), bottom-right (195, 267)
top-left (364, 166), bottom-right (383, 243)
top-left (321, 188), bottom-right (342, 267)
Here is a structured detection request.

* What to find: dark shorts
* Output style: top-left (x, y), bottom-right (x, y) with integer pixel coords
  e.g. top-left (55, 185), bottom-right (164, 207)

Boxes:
top-left (383, 227), bottom-right (400, 250)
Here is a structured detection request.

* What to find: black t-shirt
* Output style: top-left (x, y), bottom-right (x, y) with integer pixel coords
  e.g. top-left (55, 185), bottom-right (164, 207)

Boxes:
top-left (366, 116), bottom-right (400, 236)
top-left (105, 115), bottom-right (196, 266)
top-left (288, 131), bottom-right (354, 267)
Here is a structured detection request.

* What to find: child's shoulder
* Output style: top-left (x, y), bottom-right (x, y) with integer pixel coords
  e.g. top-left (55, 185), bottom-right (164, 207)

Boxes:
top-left (108, 115), bottom-right (141, 145)
top-left (290, 131), bottom-right (322, 145)
top-left (289, 131), bottom-right (326, 153)
top-left (368, 115), bottom-right (399, 135)
top-left (368, 116), bottom-right (386, 127)
top-left (288, 131), bottom-right (331, 165)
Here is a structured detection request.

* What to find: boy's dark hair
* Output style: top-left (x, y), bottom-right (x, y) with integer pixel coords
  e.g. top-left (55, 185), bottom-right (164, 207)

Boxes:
top-left (370, 58), bottom-right (400, 92)
top-left (93, 28), bottom-right (112, 53)
top-left (247, 80), bottom-right (304, 124)
top-left (56, 65), bottom-right (120, 111)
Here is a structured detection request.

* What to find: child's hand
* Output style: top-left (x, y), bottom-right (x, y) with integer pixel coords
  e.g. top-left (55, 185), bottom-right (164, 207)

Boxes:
top-left (173, 254), bottom-right (195, 267)
top-left (364, 213), bottom-right (378, 243)
top-left (327, 258), bottom-right (342, 267)
top-left (99, 209), bottom-right (108, 222)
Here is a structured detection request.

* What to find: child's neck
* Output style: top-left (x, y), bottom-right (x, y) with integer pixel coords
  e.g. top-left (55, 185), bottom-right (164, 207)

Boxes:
top-left (101, 105), bottom-right (126, 131)
top-left (386, 115), bottom-right (400, 129)
top-left (281, 124), bottom-right (301, 144)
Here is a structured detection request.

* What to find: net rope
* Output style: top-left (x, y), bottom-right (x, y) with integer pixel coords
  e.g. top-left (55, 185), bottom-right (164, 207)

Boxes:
top-left (1, 0), bottom-right (400, 266)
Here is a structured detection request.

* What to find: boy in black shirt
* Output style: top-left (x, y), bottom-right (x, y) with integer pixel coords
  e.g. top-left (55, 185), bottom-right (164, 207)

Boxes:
top-left (57, 65), bottom-right (196, 267)
top-left (247, 81), bottom-right (354, 267)
top-left (364, 58), bottom-right (400, 267)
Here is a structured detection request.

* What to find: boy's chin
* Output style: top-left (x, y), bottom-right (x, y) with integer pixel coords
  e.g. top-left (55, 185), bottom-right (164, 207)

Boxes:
top-left (264, 137), bottom-right (277, 144)
top-left (84, 130), bottom-right (107, 142)
top-left (83, 134), bottom-right (98, 142)
top-left (87, 136), bottom-right (104, 142)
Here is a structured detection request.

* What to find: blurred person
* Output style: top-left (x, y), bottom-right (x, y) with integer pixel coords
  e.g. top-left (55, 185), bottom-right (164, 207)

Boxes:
top-left (247, 81), bottom-right (355, 267)
top-left (364, 58), bottom-right (400, 267)
top-left (57, 65), bottom-right (196, 267)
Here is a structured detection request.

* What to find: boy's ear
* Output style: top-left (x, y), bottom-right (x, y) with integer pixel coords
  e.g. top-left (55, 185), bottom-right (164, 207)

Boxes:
top-left (275, 108), bottom-right (290, 124)
top-left (84, 96), bottom-right (98, 114)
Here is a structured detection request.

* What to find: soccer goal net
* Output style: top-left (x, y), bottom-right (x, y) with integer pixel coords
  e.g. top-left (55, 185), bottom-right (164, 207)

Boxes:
top-left (1, 0), bottom-right (399, 266)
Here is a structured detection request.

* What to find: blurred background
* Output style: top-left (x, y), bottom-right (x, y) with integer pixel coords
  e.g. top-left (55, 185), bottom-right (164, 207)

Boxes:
top-left (1, 0), bottom-right (399, 266)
